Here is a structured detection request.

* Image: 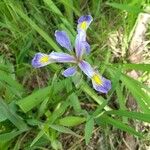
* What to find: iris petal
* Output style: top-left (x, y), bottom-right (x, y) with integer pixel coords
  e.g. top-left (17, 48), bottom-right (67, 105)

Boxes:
top-left (75, 31), bottom-right (90, 58)
top-left (78, 60), bottom-right (94, 78)
top-left (79, 60), bottom-right (111, 93)
top-left (32, 53), bottom-right (53, 68)
top-left (75, 33), bottom-right (85, 59)
top-left (77, 15), bottom-right (93, 31)
top-left (49, 52), bottom-right (76, 63)
top-left (62, 66), bottom-right (77, 77)
top-left (92, 76), bottom-right (111, 93)
top-left (55, 30), bottom-right (72, 51)
top-left (83, 41), bottom-right (90, 54)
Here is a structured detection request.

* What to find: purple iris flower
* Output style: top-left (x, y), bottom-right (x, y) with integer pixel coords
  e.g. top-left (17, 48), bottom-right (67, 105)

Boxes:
top-left (32, 15), bottom-right (111, 93)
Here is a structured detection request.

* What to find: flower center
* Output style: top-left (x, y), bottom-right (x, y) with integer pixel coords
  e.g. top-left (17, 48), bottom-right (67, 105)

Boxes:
top-left (92, 74), bottom-right (102, 85)
top-left (40, 56), bottom-right (49, 63)
top-left (80, 21), bottom-right (87, 30)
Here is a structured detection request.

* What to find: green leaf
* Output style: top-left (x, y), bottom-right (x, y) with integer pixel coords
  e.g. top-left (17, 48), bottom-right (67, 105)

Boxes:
top-left (49, 101), bottom-right (69, 124)
top-left (0, 70), bottom-right (24, 96)
top-left (0, 130), bottom-right (25, 142)
top-left (122, 64), bottom-right (150, 72)
top-left (69, 93), bottom-right (81, 113)
top-left (0, 104), bottom-right (7, 122)
top-left (121, 74), bottom-right (150, 113)
top-left (44, 0), bottom-right (76, 36)
top-left (106, 2), bottom-right (142, 13)
top-left (106, 110), bottom-right (150, 123)
top-left (96, 115), bottom-right (143, 137)
top-left (85, 117), bottom-right (94, 145)
top-left (0, 98), bottom-right (27, 130)
top-left (17, 86), bottom-right (51, 113)
top-left (14, 6), bottom-right (61, 52)
top-left (59, 116), bottom-right (86, 127)
top-left (116, 84), bottom-right (127, 110)
top-left (30, 130), bottom-right (44, 147)
top-left (49, 124), bottom-right (81, 138)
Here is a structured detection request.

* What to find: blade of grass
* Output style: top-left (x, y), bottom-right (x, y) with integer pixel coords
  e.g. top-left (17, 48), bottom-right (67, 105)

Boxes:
top-left (0, 98), bottom-right (28, 130)
top-left (13, 6), bottom-right (61, 52)
top-left (121, 74), bottom-right (150, 113)
top-left (106, 110), bottom-right (150, 123)
top-left (96, 114), bottom-right (143, 137)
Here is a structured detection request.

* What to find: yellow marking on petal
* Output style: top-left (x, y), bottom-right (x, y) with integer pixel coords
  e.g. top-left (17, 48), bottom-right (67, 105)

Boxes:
top-left (40, 56), bottom-right (49, 63)
top-left (92, 74), bottom-right (102, 85)
top-left (80, 21), bottom-right (87, 30)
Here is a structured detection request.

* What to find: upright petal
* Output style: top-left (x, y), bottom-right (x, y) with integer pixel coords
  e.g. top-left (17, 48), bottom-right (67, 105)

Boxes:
top-left (32, 53), bottom-right (54, 68)
top-left (83, 41), bottom-right (90, 54)
top-left (62, 66), bottom-right (77, 77)
top-left (75, 33), bottom-right (85, 59)
top-left (50, 52), bottom-right (76, 63)
top-left (75, 23), bottom-right (91, 58)
top-left (77, 15), bottom-right (93, 31)
top-left (78, 60), bottom-right (94, 78)
top-left (92, 74), bottom-right (111, 93)
top-left (55, 30), bottom-right (72, 51)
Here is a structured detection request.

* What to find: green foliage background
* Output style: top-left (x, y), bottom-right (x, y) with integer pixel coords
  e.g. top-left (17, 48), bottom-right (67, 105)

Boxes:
top-left (0, 0), bottom-right (150, 149)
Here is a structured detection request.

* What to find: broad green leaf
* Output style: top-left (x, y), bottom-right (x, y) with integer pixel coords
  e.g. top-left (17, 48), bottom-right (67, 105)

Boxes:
top-left (0, 99), bottom-right (27, 130)
top-left (59, 116), bottom-right (86, 127)
top-left (17, 86), bottom-right (51, 112)
top-left (85, 117), bottom-right (94, 145)
top-left (69, 93), bottom-right (81, 113)
top-left (49, 124), bottom-right (81, 138)
top-left (0, 130), bottom-right (25, 142)
top-left (0, 70), bottom-right (24, 93)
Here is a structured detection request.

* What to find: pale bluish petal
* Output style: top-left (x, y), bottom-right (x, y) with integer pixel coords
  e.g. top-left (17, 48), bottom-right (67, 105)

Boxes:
top-left (92, 76), bottom-right (111, 93)
top-left (62, 66), bottom-right (77, 77)
top-left (32, 53), bottom-right (54, 68)
top-left (55, 30), bottom-right (72, 51)
top-left (78, 60), bottom-right (94, 78)
top-left (49, 52), bottom-right (76, 63)
top-left (75, 33), bottom-right (84, 59)
top-left (75, 28), bottom-right (91, 58)
top-left (77, 15), bottom-right (93, 31)
top-left (83, 41), bottom-right (90, 54)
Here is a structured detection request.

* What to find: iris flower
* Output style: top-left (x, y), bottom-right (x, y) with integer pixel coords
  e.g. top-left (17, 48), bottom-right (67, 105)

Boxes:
top-left (32, 15), bottom-right (111, 93)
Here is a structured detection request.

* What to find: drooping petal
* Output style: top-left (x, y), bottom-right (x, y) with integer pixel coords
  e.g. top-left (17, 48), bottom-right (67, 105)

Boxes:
top-left (32, 53), bottom-right (54, 68)
top-left (78, 60), bottom-right (94, 78)
top-left (62, 66), bottom-right (77, 77)
top-left (49, 52), bottom-right (76, 63)
top-left (55, 30), bottom-right (72, 51)
top-left (78, 60), bottom-right (111, 93)
top-left (77, 15), bottom-right (93, 31)
top-left (92, 74), bottom-right (111, 93)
